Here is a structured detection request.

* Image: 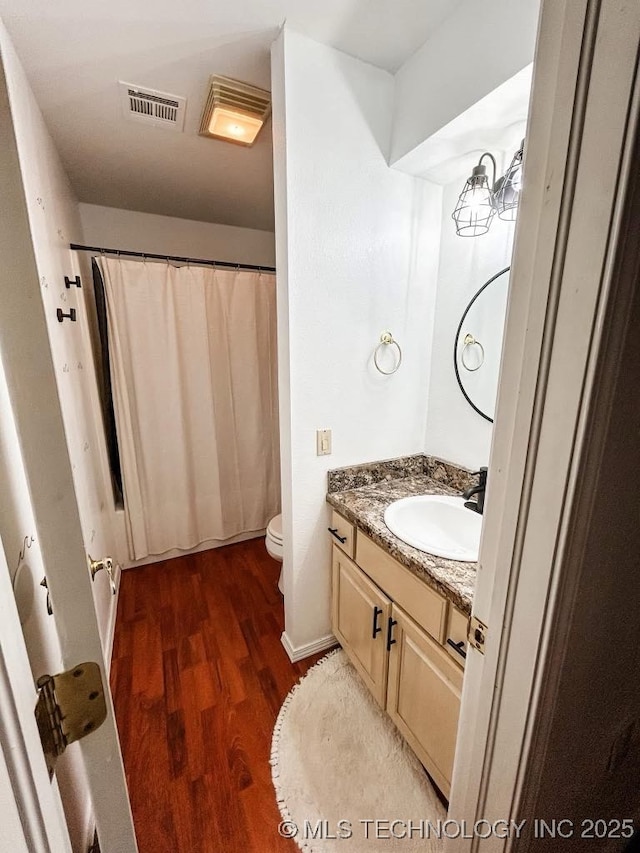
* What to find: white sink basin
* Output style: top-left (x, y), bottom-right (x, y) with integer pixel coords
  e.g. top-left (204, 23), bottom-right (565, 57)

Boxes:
top-left (384, 495), bottom-right (481, 562)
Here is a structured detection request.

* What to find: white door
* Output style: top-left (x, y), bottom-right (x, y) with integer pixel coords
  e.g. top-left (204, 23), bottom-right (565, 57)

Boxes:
top-left (0, 48), bottom-right (138, 853)
top-left (448, 0), bottom-right (640, 847)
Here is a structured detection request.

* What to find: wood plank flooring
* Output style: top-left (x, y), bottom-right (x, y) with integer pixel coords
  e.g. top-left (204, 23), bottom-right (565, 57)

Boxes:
top-left (110, 538), bottom-right (327, 853)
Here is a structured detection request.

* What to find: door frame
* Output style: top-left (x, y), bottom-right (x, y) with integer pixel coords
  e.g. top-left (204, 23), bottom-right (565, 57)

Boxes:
top-left (448, 0), bottom-right (640, 847)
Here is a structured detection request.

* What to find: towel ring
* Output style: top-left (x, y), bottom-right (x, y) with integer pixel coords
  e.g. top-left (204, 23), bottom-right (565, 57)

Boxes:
top-left (461, 333), bottom-right (485, 371)
top-left (374, 331), bottom-right (402, 375)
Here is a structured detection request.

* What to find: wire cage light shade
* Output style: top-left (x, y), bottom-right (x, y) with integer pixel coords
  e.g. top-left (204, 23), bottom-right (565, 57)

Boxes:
top-left (451, 159), bottom-right (496, 237)
top-left (493, 140), bottom-right (524, 221)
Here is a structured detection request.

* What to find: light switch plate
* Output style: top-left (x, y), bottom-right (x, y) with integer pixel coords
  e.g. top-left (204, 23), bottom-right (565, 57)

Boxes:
top-left (316, 429), bottom-right (332, 456)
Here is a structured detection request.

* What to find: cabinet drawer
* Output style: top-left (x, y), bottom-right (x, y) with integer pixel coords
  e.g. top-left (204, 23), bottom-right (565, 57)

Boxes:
top-left (328, 510), bottom-right (355, 558)
top-left (445, 605), bottom-right (469, 668)
top-left (387, 604), bottom-right (463, 799)
top-left (356, 533), bottom-right (447, 643)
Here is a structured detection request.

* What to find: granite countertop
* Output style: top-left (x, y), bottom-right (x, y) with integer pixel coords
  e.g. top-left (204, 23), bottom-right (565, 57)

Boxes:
top-left (327, 456), bottom-right (477, 615)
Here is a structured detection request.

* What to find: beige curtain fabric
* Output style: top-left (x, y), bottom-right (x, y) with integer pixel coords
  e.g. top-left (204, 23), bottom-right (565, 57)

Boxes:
top-left (98, 256), bottom-right (280, 561)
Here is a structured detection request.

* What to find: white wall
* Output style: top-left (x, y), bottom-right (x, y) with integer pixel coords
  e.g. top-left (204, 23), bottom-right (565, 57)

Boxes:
top-left (272, 27), bottom-right (442, 656)
top-left (424, 138), bottom-right (519, 470)
top-left (79, 204), bottom-right (275, 267)
top-left (390, 0), bottom-right (540, 166)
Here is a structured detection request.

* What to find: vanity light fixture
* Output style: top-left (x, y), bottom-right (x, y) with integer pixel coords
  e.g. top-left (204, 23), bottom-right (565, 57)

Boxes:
top-left (451, 153), bottom-right (497, 237)
top-left (493, 139), bottom-right (525, 221)
top-left (198, 75), bottom-right (271, 147)
top-left (452, 141), bottom-right (525, 236)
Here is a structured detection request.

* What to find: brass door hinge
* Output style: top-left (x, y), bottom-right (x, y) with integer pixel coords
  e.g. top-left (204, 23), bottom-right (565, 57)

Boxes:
top-left (35, 662), bottom-right (107, 779)
top-left (468, 615), bottom-right (488, 654)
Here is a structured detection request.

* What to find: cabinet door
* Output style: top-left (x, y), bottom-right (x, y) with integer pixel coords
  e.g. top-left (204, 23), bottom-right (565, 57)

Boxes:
top-left (332, 547), bottom-right (391, 707)
top-left (386, 604), bottom-right (463, 799)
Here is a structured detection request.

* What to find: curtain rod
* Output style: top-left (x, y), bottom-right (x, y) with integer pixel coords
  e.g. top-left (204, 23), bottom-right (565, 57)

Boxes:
top-left (69, 243), bottom-right (276, 274)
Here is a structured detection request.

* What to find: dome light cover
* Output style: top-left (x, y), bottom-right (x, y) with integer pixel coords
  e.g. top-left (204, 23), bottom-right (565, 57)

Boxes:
top-left (199, 76), bottom-right (271, 147)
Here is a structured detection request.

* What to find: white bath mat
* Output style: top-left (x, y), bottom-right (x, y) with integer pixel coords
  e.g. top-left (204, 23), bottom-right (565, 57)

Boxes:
top-left (271, 649), bottom-right (445, 852)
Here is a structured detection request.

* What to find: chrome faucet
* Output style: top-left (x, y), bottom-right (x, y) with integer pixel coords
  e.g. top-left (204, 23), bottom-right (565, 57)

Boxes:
top-left (462, 467), bottom-right (488, 515)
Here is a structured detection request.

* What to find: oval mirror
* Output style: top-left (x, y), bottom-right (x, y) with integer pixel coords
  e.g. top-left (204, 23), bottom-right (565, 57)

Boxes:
top-left (453, 267), bottom-right (510, 423)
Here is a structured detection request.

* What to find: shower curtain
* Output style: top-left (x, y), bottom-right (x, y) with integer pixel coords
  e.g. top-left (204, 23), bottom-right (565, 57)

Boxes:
top-left (97, 256), bottom-right (280, 561)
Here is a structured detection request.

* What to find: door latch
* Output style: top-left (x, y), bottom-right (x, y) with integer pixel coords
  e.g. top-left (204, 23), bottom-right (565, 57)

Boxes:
top-left (88, 555), bottom-right (117, 596)
top-left (35, 662), bottom-right (107, 778)
top-left (468, 615), bottom-right (488, 654)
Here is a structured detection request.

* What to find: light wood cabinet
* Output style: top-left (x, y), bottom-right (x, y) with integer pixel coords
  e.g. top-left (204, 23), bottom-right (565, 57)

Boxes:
top-left (332, 548), bottom-right (391, 707)
top-left (330, 513), bottom-right (466, 799)
top-left (356, 533), bottom-right (447, 644)
top-left (328, 509), bottom-right (356, 558)
top-left (386, 605), bottom-right (463, 797)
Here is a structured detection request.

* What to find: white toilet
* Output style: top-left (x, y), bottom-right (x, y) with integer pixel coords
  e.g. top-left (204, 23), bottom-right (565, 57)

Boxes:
top-left (265, 514), bottom-right (284, 593)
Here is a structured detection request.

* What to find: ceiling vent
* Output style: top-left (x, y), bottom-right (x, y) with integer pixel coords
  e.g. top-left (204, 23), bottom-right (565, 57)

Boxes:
top-left (199, 75), bottom-right (271, 146)
top-left (119, 82), bottom-right (186, 131)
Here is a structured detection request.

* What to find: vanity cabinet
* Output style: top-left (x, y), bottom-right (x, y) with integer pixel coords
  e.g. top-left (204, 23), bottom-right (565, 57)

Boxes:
top-left (330, 518), bottom-right (468, 799)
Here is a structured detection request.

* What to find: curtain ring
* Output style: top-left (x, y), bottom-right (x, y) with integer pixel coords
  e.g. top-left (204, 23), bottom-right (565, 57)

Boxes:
top-left (461, 333), bottom-right (485, 371)
top-left (374, 331), bottom-right (402, 375)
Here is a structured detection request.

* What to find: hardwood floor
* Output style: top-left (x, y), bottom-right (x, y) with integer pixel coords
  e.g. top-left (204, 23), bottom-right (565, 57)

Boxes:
top-left (110, 538), bottom-right (327, 853)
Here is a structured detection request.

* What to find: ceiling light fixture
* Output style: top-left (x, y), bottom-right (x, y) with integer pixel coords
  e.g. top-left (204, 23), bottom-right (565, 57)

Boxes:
top-left (199, 76), bottom-right (271, 147)
top-left (452, 141), bottom-right (525, 236)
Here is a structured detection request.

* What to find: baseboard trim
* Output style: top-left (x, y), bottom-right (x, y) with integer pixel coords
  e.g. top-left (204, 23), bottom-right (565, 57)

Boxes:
top-left (281, 631), bottom-right (338, 663)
